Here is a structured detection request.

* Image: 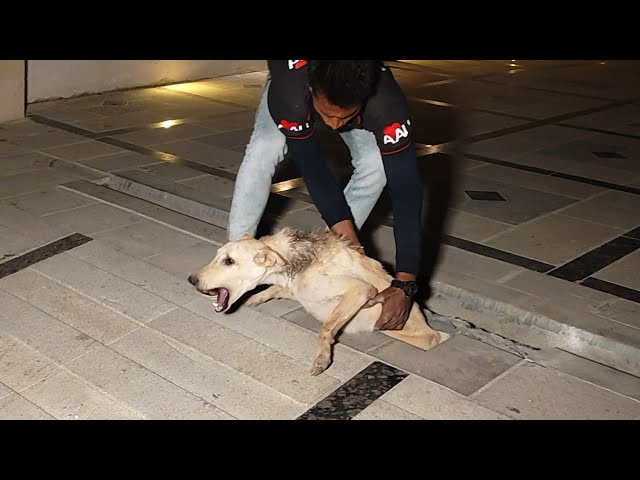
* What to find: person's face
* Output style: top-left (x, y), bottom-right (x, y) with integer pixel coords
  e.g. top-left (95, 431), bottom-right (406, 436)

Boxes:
top-left (310, 87), bottom-right (360, 130)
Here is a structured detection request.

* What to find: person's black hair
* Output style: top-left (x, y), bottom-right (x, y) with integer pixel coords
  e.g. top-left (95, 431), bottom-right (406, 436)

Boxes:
top-left (308, 60), bottom-right (383, 108)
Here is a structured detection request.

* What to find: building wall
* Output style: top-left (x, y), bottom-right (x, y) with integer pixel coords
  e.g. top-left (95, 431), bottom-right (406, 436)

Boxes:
top-left (0, 60), bottom-right (25, 122)
top-left (27, 60), bottom-right (267, 103)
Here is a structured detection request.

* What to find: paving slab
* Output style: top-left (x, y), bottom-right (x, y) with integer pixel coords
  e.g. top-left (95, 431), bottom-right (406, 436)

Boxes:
top-left (90, 219), bottom-right (202, 260)
top-left (381, 374), bottom-right (510, 420)
top-left (528, 348), bottom-right (640, 401)
top-left (185, 297), bottom-right (374, 383)
top-left (0, 393), bottom-right (55, 420)
top-left (472, 361), bottom-right (640, 419)
top-left (148, 308), bottom-right (343, 405)
top-left (31, 253), bottom-right (176, 324)
top-left (3, 187), bottom-right (96, 217)
top-left (110, 328), bottom-right (307, 420)
top-left (1, 269), bottom-right (139, 345)
top-left (0, 331), bottom-right (60, 392)
top-left (65, 343), bottom-right (235, 420)
top-left (353, 399), bottom-right (423, 420)
top-left (370, 334), bottom-right (522, 395)
top-left (0, 289), bottom-right (98, 365)
top-left (20, 370), bottom-right (146, 420)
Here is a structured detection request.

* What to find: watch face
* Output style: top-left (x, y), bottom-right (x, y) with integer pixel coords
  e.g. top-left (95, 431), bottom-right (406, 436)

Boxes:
top-left (405, 282), bottom-right (418, 297)
top-left (393, 280), bottom-right (418, 297)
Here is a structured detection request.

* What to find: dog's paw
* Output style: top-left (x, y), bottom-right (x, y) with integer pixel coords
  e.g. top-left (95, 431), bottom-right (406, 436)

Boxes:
top-left (438, 331), bottom-right (451, 343)
top-left (310, 354), bottom-right (331, 376)
top-left (244, 294), bottom-right (269, 307)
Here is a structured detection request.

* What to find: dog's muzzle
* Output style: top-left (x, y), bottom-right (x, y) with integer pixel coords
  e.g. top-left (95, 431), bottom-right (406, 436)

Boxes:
top-left (188, 274), bottom-right (230, 312)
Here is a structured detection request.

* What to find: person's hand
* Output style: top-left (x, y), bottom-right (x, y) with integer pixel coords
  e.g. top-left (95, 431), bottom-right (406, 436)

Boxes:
top-left (362, 285), bottom-right (412, 330)
top-left (330, 219), bottom-right (365, 253)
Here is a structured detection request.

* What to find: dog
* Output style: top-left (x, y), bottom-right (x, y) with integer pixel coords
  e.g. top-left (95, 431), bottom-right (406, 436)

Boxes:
top-left (188, 227), bottom-right (449, 376)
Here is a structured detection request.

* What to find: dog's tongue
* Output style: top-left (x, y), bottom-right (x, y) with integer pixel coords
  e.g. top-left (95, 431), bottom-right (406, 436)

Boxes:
top-left (216, 288), bottom-right (229, 311)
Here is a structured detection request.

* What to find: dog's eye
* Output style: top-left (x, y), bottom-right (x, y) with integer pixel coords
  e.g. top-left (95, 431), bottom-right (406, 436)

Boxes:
top-left (224, 257), bottom-right (235, 266)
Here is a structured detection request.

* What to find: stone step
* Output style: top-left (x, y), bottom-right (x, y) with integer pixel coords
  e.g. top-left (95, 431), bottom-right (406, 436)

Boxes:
top-left (61, 169), bottom-right (640, 378)
top-left (108, 169), bottom-right (231, 229)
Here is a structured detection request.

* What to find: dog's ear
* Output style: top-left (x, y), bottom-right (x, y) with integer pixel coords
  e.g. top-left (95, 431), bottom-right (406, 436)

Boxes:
top-left (240, 234), bottom-right (254, 240)
top-left (253, 246), bottom-right (287, 268)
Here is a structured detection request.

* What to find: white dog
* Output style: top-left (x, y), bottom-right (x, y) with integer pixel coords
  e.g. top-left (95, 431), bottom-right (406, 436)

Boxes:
top-left (189, 227), bottom-right (449, 375)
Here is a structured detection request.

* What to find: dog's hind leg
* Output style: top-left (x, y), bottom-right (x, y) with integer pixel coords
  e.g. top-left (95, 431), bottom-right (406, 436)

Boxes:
top-left (245, 285), bottom-right (295, 307)
top-left (310, 278), bottom-right (378, 376)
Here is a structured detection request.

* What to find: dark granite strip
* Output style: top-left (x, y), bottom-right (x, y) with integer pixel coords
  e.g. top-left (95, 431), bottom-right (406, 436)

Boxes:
top-left (532, 96), bottom-right (640, 124)
top-left (441, 234), bottom-right (555, 273)
top-left (0, 233), bottom-right (93, 280)
top-left (465, 153), bottom-right (640, 196)
top-left (472, 78), bottom-right (616, 101)
top-left (465, 96), bottom-right (640, 144)
top-left (29, 112), bottom-right (163, 138)
top-left (624, 227), bottom-right (640, 240)
top-left (581, 277), bottom-right (640, 304)
top-left (160, 87), bottom-right (254, 110)
top-left (31, 109), bottom-right (234, 139)
top-left (381, 217), bottom-right (553, 273)
top-left (470, 108), bottom-right (536, 121)
top-left (549, 236), bottom-right (640, 282)
top-left (297, 361), bottom-right (408, 420)
top-left (28, 114), bottom-right (100, 138)
top-left (556, 123), bottom-right (640, 140)
top-left (468, 61), bottom-right (597, 82)
top-left (464, 153), bottom-right (557, 175)
top-left (30, 113), bottom-right (238, 181)
top-left (468, 119), bottom-right (549, 143)
top-left (469, 112), bottom-right (640, 140)
top-left (93, 119), bottom-right (190, 138)
top-left (549, 172), bottom-right (640, 195)
top-left (96, 137), bottom-right (237, 181)
top-left (93, 126), bottom-right (145, 137)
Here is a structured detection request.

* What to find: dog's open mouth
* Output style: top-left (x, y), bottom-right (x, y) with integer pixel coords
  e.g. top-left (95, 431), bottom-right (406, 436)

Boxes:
top-left (204, 287), bottom-right (230, 312)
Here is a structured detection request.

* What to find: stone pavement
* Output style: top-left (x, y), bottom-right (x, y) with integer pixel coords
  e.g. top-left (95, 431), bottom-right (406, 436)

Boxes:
top-left (0, 60), bottom-right (639, 420)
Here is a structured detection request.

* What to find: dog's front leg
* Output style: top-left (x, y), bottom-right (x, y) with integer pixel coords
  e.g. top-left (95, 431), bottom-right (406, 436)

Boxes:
top-left (310, 279), bottom-right (377, 376)
top-left (244, 285), bottom-right (295, 307)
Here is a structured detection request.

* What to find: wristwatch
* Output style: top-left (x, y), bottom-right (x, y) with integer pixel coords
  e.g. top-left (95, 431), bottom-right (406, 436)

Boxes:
top-left (391, 279), bottom-right (419, 298)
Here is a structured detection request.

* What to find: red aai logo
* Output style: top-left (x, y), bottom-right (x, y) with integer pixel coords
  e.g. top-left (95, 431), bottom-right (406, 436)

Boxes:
top-left (383, 119), bottom-right (411, 145)
top-left (278, 119), bottom-right (310, 132)
top-left (288, 60), bottom-right (308, 70)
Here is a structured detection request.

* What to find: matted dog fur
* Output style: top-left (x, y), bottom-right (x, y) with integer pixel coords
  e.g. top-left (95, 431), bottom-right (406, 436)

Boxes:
top-left (189, 227), bottom-right (449, 376)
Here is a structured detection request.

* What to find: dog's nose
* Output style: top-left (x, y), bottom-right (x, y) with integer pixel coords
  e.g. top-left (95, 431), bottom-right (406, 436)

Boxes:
top-left (188, 273), bottom-right (198, 286)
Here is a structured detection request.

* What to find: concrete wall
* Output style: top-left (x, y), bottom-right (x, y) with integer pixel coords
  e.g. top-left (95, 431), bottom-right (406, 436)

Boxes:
top-left (0, 60), bottom-right (25, 122)
top-left (27, 60), bottom-right (267, 103)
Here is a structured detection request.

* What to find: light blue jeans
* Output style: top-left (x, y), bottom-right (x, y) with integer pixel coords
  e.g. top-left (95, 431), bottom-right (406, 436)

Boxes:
top-left (228, 79), bottom-right (388, 241)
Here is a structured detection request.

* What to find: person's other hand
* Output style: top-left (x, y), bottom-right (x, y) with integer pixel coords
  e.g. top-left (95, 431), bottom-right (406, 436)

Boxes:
top-left (331, 219), bottom-right (364, 253)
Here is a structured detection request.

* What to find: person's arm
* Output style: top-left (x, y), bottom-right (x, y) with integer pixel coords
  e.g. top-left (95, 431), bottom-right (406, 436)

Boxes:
top-left (381, 142), bottom-right (423, 278)
top-left (362, 144), bottom-right (424, 332)
top-left (286, 136), bottom-right (362, 247)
